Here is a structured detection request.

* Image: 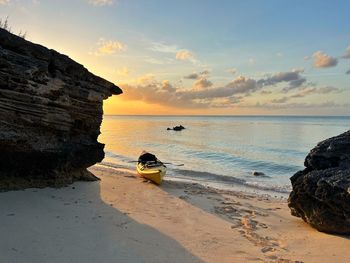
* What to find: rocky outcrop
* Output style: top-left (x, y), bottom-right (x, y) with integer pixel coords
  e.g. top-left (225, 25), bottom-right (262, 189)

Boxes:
top-left (0, 28), bottom-right (122, 190)
top-left (288, 130), bottom-right (350, 234)
top-left (167, 125), bottom-right (186, 131)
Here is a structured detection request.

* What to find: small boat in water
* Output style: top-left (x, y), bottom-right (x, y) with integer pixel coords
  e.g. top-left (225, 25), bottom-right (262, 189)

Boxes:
top-left (136, 151), bottom-right (166, 185)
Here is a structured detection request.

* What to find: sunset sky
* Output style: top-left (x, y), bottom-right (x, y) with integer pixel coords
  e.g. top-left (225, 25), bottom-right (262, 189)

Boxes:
top-left (1, 0), bottom-right (350, 115)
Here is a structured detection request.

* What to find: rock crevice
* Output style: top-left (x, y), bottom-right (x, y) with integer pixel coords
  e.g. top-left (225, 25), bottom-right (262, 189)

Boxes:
top-left (0, 28), bottom-right (122, 190)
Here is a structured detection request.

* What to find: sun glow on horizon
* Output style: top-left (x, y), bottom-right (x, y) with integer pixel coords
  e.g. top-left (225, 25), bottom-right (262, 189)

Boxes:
top-left (1, 0), bottom-right (349, 116)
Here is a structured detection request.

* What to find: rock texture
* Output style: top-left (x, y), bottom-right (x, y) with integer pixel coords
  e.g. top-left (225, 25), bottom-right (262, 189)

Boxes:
top-left (0, 28), bottom-right (122, 190)
top-left (288, 130), bottom-right (350, 234)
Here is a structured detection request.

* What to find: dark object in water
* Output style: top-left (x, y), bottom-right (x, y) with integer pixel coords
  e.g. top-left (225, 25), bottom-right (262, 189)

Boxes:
top-left (252, 171), bottom-right (265, 176)
top-left (167, 125), bottom-right (186, 131)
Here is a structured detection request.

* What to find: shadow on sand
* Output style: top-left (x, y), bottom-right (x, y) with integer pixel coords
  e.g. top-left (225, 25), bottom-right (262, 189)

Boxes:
top-left (0, 180), bottom-right (202, 263)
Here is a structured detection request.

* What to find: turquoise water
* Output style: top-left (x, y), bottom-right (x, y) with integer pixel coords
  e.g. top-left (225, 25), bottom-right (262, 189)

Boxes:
top-left (98, 115), bottom-right (350, 194)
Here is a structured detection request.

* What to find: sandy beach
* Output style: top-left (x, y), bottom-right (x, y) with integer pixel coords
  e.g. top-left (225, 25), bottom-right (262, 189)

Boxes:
top-left (1, 165), bottom-right (350, 263)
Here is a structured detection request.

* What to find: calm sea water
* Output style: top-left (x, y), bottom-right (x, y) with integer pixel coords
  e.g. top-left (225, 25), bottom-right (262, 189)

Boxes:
top-left (98, 115), bottom-right (350, 194)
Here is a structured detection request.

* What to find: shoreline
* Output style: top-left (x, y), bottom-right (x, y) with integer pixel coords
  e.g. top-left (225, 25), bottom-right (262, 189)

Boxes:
top-left (1, 165), bottom-right (350, 262)
top-left (98, 162), bottom-right (292, 199)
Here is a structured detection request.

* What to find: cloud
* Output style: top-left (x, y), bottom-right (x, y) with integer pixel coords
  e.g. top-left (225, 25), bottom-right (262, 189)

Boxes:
top-left (176, 50), bottom-right (194, 60)
top-left (248, 58), bottom-right (256, 65)
top-left (342, 46), bottom-right (350, 59)
top-left (184, 73), bottom-right (199, 79)
top-left (98, 39), bottom-right (125, 54)
top-left (178, 76), bottom-right (258, 103)
top-left (224, 76), bottom-right (258, 94)
top-left (120, 68), bottom-right (340, 110)
top-left (271, 97), bottom-right (289, 103)
top-left (277, 52), bottom-right (283, 57)
top-left (346, 69), bottom-right (350, 74)
top-left (317, 86), bottom-right (342, 94)
top-left (258, 69), bottom-right (307, 92)
top-left (0, 0), bottom-right (10, 4)
top-left (89, 0), bottom-right (113, 6)
top-left (124, 70), bottom-right (303, 107)
top-left (150, 42), bottom-right (178, 53)
top-left (227, 68), bottom-right (237, 75)
top-left (192, 78), bottom-right (213, 90)
top-left (200, 70), bottom-right (210, 76)
top-left (184, 70), bottom-right (210, 80)
top-left (144, 58), bottom-right (162, 64)
top-left (312, 51), bottom-right (338, 68)
top-left (120, 77), bottom-right (209, 108)
top-left (90, 38), bottom-right (126, 56)
top-left (120, 74), bottom-right (251, 109)
top-left (149, 41), bottom-right (199, 64)
top-left (271, 86), bottom-right (341, 103)
top-left (255, 101), bottom-right (347, 110)
top-left (161, 80), bottom-right (176, 93)
top-left (116, 67), bottom-right (130, 77)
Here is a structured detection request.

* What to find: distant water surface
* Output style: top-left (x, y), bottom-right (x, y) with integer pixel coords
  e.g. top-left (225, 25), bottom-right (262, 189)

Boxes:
top-left (98, 116), bottom-right (350, 194)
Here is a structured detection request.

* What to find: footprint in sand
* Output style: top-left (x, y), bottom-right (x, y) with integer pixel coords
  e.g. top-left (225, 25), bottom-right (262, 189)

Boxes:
top-left (261, 246), bottom-right (276, 253)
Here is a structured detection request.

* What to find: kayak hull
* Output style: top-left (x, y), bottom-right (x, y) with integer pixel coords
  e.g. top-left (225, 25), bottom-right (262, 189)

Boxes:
top-left (136, 163), bottom-right (166, 185)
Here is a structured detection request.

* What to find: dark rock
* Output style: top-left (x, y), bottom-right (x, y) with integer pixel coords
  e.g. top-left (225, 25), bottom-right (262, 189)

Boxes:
top-left (304, 130), bottom-right (350, 170)
top-left (252, 171), bottom-right (265, 176)
top-left (173, 125), bottom-right (185, 131)
top-left (288, 130), bottom-right (350, 234)
top-left (166, 125), bottom-right (185, 131)
top-left (0, 28), bottom-right (122, 191)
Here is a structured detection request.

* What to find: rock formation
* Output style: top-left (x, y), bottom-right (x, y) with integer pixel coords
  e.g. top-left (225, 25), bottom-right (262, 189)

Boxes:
top-left (167, 125), bottom-right (186, 131)
top-left (0, 28), bottom-right (122, 190)
top-left (288, 130), bottom-right (350, 234)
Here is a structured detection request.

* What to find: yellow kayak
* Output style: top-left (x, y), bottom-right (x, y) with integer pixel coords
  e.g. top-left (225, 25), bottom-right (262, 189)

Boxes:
top-left (136, 162), bottom-right (166, 185)
top-left (136, 151), bottom-right (166, 185)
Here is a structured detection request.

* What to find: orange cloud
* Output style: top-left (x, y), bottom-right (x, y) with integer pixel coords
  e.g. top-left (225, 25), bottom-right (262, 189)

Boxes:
top-left (116, 67), bottom-right (130, 77)
top-left (90, 38), bottom-right (126, 56)
top-left (98, 39), bottom-right (125, 54)
top-left (176, 50), bottom-right (193, 60)
top-left (312, 51), bottom-right (338, 68)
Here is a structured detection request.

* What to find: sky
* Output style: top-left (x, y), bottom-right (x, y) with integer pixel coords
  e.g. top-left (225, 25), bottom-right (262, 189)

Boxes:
top-left (1, 0), bottom-right (350, 115)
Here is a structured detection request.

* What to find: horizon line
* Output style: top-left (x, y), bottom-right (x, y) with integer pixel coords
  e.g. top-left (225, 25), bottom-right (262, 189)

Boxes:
top-left (103, 114), bottom-right (350, 117)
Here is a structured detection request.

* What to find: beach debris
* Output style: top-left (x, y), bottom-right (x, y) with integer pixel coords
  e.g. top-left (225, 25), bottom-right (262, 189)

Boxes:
top-left (288, 130), bottom-right (350, 234)
top-left (167, 125), bottom-right (186, 131)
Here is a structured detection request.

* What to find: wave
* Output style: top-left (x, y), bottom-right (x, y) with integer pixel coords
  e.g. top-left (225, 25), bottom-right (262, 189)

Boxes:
top-left (170, 168), bottom-right (292, 194)
top-left (181, 148), bottom-right (301, 175)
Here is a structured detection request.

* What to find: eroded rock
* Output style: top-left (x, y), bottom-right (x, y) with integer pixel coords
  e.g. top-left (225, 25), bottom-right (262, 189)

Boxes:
top-left (0, 28), bottom-right (122, 190)
top-left (288, 130), bottom-right (350, 234)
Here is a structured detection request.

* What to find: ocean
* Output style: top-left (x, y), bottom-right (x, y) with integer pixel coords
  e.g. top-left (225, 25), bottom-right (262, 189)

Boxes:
top-left (98, 115), bottom-right (350, 195)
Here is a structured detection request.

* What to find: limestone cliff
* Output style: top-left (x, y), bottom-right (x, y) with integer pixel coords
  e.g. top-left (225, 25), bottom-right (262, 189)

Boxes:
top-left (0, 28), bottom-right (122, 190)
